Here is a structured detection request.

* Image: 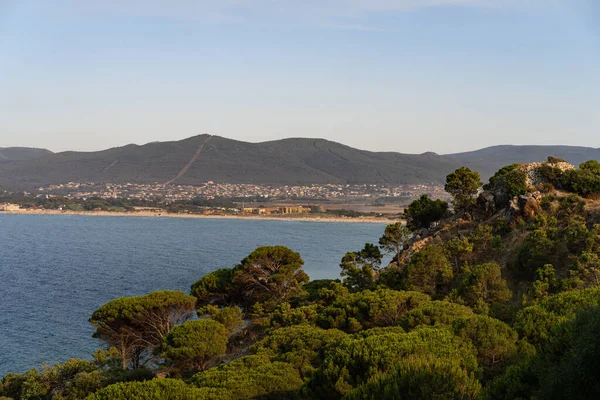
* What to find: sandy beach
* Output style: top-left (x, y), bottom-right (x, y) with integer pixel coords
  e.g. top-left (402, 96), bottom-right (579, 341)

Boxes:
top-left (0, 209), bottom-right (395, 224)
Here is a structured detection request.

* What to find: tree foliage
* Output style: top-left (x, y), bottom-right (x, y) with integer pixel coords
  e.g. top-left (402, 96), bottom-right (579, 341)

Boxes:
top-left (191, 268), bottom-right (237, 308)
top-left (190, 355), bottom-right (303, 400)
top-left (562, 160), bottom-right (600, 197)
top-left (378, 222), bottom-right (411, 260)
top-left (160, 319), bottom-right (229, 372)
top-left (404, 245), bottom-right (453, 298)
top-left (253, 325), bottom-right (347, 378)
top-left (307, 326), bottom-right (478, 399)
top-left (400, 301), bottom-right (474, 330)
top-left (339, 243), bottom-right (382, 291)
top-left (87, 378), bottom-right (228, 400)
top-left (450, 263), bottom-right (511, 314)
top-left (404, 194), bottom-right (449, 231)
top-left (316, 289), bottom-right (430, 332)
top-left (445, 167), bottom-right (482, 212)
top-left (233, 246), bottom-right (309, 311)
top-left (343, 355), bottom-right (481, 400)
top-left (89, 291), bottom-right (196, 369)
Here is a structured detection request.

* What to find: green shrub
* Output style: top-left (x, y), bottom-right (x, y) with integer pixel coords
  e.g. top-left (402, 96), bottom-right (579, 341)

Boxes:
top-left (316, 289), bottom-right (430, 332)
top-left (0, 359), bottom-right (112, 400)
top-left (452, 315), bottom-right (519, 372)
top-left (400, 301), bottom-right (474, 330)
top-left (403, 194), bottom-right (449, 230)
top-left (253, 325), bottom-right (347, 378)
top-left (160, 319), bottom-right (229, 372)
top-left (307, 326), bottom-right (478, 399)
top-left (502, 170), bottom-right (528, 198)
top-left (342, 355), bottom-right (481, 400)
top-left (538, 164), bottom-right (564, 187)
top-left (537, 306), bottom-right (600, 399)
top-left (199, 306), bottom-right (244, 332)
top-left (562, 160), bottom-right (600, 197)
top-left (449, 263), bottom-right (511, 315)
top-left (485, 164), bottom-right (521, 191)
top-left (190, 355), bottom-right (303, 400)
top-left (514, 287), bottom-right (600, 345)
top-left (269, 303), bottom-right (319, 328)
top-left (303, 279), bottom-right (340, 301)
top-left (481, 357), bottom-right (538, 400)
top-left (404, 245), bottom-right (453, 298)
top-left (87, 379), bottom-right (227, 400)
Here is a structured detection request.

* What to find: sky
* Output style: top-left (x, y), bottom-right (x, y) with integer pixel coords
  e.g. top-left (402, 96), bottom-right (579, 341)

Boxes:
top-left (0, 0), bottom-right (599, 154)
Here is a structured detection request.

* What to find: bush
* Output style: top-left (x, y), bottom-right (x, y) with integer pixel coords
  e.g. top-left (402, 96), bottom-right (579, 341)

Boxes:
top-left (538, 164), bottom-right (564, 187)
top-left (450, 263), bottom-right (511, 315)
top-left (484, 164), bottom-right (520, 190)
top-left (537, 306), bottom-right (600, 399)
top-left (547, 156), bottom-right (566, 164)
top-left (269, 303), bottom-right (319, 328)
top-left (1, 359), bottom-right (102, 400)
top-left (253, 325), bottom-right (347, 378)
top-left (404, 245), bottom-right (453, 298)
top-left (400, 301), bottom-right (474, 330)
top-left (190, 355), bottom-right (303, 400)
top-left (502, 170), bottom-right (528, 198)
top-left (514, 287), bottom-right (600, 345)
top-left (307, 326), bottom-right (478, 399)
top-left (452, 315), bottom-right (519, 372)
top-left (160, 319), bottom-right (229, 372)
top-left (481, 357), bottom-right (538, 400)
top-left (87, 379), bottom-right (228, 400)
top-left (316, 289), bottom-right (430, 332)
top-left (343, 355), bottom-right (481, 400)
top-left (199, 306), bottom-right (244, 332)
top-left (403, 195), bottom-right (449, 230)
top-left (303, 279), bottom-right (340, 301)
top-left (562, 160), bottom-right (600, 197)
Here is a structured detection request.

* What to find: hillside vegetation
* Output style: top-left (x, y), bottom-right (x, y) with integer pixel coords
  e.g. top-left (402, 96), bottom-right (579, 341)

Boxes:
top-left (3, 157), bottom-right (600, 399)
top-left (0, 135), bottom-right (599, 188)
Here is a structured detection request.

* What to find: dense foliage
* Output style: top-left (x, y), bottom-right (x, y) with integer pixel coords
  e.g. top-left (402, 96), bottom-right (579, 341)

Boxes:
top-left (403, 194), bottom-right (449, 230)
top-left (445, 167), bottom-right (482, 212)
top-left (484, 164), bottom-right (528, 198)
top-left (562, 160), bottom-right (600, 197)
top-left (5, 160), bottom-right (600, 400)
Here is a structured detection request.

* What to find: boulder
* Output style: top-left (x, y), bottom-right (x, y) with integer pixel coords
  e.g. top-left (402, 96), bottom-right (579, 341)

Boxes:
top-left (518, 191), bottom-right (542, 219)
top-left (478, 191), bottom-right (496, 215)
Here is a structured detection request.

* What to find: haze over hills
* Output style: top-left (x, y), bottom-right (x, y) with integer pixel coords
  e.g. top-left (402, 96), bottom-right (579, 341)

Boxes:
top-left (0, 135), bottom-right (598, 189)
top-left (0, 147), bottom-right (54, 162)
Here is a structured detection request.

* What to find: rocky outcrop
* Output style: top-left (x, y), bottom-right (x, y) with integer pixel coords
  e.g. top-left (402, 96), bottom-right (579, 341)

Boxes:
top-left (477, 189), bottom-right (511, 216)
top-left (506, 191), bottom-right (542, 220)
top-left (517, 161), bottom-right (574, 188)
top-left (478, 160), bottom-right (574, 219)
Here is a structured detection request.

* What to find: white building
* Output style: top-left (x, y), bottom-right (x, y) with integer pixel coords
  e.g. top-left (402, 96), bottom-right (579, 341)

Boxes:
top-left (0, 203), bottom-right (20, 211)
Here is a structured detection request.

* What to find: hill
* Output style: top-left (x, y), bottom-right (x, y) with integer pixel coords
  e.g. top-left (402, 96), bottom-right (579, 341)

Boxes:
top-left (0, 147), bottom-right (54, 162)
top-left (5, 158), bottom-right (600, 399)
top-left (448, 145), bottom-right (600, 177)
top-left (0, 136), bottom-right (598, 188)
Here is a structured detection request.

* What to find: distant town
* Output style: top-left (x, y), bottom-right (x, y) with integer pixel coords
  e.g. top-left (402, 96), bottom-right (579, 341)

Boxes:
top-left (1, 181), bottom-right (448, 219)
top-left (35, 181), bottom-right (447, 202)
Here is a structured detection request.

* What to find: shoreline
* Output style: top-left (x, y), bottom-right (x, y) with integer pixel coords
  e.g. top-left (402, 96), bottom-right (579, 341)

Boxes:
top-left (0, 209), bottom-right (395, 224)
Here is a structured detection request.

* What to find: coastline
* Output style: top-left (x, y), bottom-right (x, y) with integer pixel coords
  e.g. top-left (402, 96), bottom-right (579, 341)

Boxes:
top-left (0, 209), bottom-right (395, 224)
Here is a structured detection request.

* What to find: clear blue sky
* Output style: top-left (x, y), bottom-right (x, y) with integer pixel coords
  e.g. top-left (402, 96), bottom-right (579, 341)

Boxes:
top-left (0, 0), bottom-right (598, 153)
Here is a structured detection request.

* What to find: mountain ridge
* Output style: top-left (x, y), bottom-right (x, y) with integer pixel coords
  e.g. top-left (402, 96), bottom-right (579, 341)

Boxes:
top-left (0, 135), bottom-right (598, 189)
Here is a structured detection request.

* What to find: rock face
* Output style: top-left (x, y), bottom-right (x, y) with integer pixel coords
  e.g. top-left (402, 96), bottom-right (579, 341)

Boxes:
top-left (508, 191), bottom-right (542, 220)
top-left (478, 160), bottom-right (575, 219)
top-left (517, 161), bottom-right (575, 188)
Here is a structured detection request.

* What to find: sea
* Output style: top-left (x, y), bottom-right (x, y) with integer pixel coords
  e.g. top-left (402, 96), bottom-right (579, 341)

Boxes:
top-left (0, 214), bottom-right (387, 375)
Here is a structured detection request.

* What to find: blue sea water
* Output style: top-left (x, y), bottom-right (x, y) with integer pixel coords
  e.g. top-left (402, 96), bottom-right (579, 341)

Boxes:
top-left (0, 214), bottom-right (386, 375)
